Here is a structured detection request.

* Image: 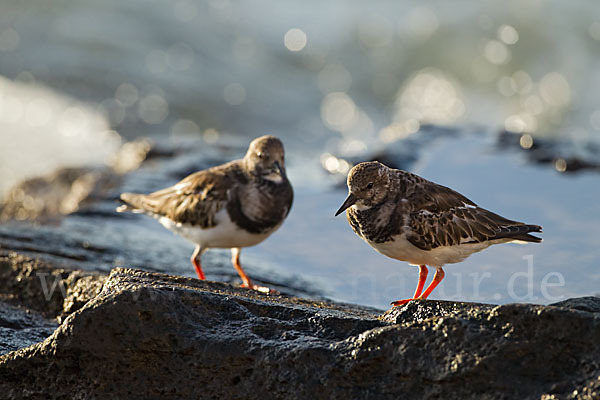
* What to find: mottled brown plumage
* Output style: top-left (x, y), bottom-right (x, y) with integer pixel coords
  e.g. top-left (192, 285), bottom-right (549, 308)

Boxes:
top-left (117, 135), bottom-right (293, 290)
top-left (120, 161), bottom-right (245, 228)
top-left (336, 161), bottom-right (542, 306)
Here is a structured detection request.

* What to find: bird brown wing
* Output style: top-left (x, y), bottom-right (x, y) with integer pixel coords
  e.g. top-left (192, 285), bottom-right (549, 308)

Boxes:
top-left (407, 206), bottom-right (541, 250)
top-left (400, 170), bottom-right (477, 212)
top-left (119, 161), bottom-right (247, 228)
top-left (403, 177), bottom-right (542, 250)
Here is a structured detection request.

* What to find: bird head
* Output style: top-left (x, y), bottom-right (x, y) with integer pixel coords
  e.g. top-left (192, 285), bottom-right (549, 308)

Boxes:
top-left (244, 135), bottom-right (287, 182)
top-left (335, 161), bottom-right (390, 216)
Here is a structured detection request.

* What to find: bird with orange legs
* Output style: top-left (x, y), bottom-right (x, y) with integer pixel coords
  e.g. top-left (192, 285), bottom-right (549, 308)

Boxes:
top-left (336, 161), bottom-right (542, 306)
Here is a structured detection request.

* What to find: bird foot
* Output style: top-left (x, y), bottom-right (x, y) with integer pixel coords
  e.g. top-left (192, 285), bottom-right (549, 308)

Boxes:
top-left (391, 298), bottom-right (415, 307)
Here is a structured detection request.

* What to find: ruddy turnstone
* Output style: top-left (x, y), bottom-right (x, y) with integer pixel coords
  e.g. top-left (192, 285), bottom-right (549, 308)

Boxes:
top-left (335, 161), bottom-right (542, 306)
top-left (117, 135), bottom-right (293, 291)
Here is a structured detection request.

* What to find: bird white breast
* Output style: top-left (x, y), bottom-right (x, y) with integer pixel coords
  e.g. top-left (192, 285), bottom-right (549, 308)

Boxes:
top-left (351, 203), bottom-right (371, 212)
top-left (158, 208), bottom-right (279, 249)
top-left (365, 234), bottom-right (501, 267)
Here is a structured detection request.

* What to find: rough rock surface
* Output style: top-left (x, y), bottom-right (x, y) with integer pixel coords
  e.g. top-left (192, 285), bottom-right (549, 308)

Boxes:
top-left (0, 252), bottom-right (106, 319)
top-left (0, 252), bottom-right (106, 356)
top-left (0, 301), bottom-right (57, 355)
top-left (1, 267), bottom-right (598, 399)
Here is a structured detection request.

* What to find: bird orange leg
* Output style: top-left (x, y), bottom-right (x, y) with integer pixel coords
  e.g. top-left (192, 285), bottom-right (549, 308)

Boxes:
top-left (417, 268), bottom-right (445, 300)
top-left (413, 265), bottom-right (428, 298)
top-left (231, 248), bottom-right (254, 288)
top-left (191, 245), bottom-right (206, 280)
top-left (231, 248), bottom-right (272, 294)
top-left (391, 265), bottom-right (443, 307)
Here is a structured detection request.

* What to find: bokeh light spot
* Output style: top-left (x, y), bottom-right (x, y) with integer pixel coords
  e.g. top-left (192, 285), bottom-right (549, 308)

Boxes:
top-left (171, 119), bottom-right (200, 136)
top-left (483, 39), bottom-right (510, 65)
top-left (167, 43), bottom-right (195, 71)
top-left (505, 114), bottom-right (537, 133)
top-left (320, 153), bottom-right (351, 174)
top-left (203, 128), bottom-right (219, 143)
top-left (512, 71), bottom-right (533, 95)
top-left (590, 110), bottom-right (600, 130)
top-left (284, 28), bottom-right (307, 52)
top-left (138, 95), bottom-right (169, 124)
top-left (379, 119), bottom-right (420, 143)
top-left (540, 72), bottom-right (571, 107)
top-left (498, 25), bottom-right (519, 45)
top-left (394, 69), bottom-right (465, 124)
top-left (554, 158), bottom-right (567, 172)
top-left (321, 92), bottom-right (357, 132)
top-left (497, 76), bottom-right (515, 97)
top-left (519, 133), bottom-right (533, 149)
top-left (115, 83), bottom-right (139, 107)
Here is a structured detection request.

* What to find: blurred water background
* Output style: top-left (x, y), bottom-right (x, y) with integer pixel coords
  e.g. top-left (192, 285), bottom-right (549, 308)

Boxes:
top-left (1, 0), bottom-right (599, 309)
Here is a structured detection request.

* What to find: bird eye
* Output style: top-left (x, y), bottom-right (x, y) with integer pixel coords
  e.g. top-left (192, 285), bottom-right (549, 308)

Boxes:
top-left (366, 182), bottom-right (374, 190)
top-left (257, 152), bottom-right (264, 159)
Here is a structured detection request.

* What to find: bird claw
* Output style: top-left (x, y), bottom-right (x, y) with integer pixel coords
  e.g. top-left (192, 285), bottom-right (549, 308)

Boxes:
top-left (391, 298), bottom-right (415, 307)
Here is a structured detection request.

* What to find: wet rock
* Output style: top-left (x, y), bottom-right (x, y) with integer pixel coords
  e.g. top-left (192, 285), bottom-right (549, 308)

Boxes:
top-left (0, 166), bottom-right (118, 221)
top-left (497, 130), bottom-right (600, 174)
top-left (1, 267), bottom-right (598, 399)
top-left (323, 128), bottom-right (600, 184)
top-left (0, 301), bottom-right (58, 356)
top-left (321, 124), bottom-right (454, 184)
top-left (0, 138), bottom-right (154, 222)
top-left (550, 296), bottom-right (600, 313)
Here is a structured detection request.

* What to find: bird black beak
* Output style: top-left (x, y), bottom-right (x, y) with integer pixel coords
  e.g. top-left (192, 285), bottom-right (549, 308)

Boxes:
top-left (335, 193), bottom-right (357, 216)
top-left (273, 161), bottom-right (284, 175)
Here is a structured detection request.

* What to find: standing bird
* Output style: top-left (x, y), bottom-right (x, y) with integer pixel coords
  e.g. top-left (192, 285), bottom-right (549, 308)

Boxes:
top-left (117, 135), bottom-right (293, 291)
top-left (335, 161), bottom-right (542, 306)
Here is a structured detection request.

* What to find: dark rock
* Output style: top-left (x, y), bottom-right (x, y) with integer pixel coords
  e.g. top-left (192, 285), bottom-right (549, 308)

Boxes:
top-left (323, 128), bottom-right (600, 186)
top-left (380, 298), bottom-right (496, 324)
top-left (550, 296), bottom-right (600, 314)
top-left (1, 267), bottom-right (598, 399)
top-left (0, 252), bottom-right (106, 319)
top-left (321, 124), bottom-right (456, 183)
top-left (0, 166), bottom-right (118, 221)
top-left (0, 301), bottom-right (58, 355)
top-left (496, 130), bottom-right (600, 174)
